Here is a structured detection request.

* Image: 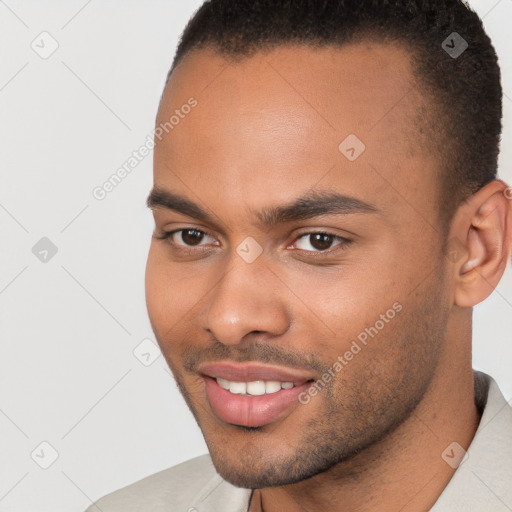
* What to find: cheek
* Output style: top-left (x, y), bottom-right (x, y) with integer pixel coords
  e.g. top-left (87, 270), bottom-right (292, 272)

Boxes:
top-left (145, 244), bottom-right (213, 345)
top-left (145, 245), bottom-right (188, 340)
top-left (145, 246), bottom-right (166, 326)
top-left (280, 264), bottom-right (401, 338)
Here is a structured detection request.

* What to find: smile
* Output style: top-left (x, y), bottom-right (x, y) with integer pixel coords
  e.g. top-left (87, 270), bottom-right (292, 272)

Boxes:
top-left (216, 378), bottom-right (299, 396)
top-left (198, 361), bottom-right (316, 426)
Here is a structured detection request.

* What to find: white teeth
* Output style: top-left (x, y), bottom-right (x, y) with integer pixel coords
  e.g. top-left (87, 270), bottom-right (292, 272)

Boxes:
top-left (265, 381), bottom-right (282, 394)
top-left (217, 378), bottom-right (231, 390)
top-left (216, 378), bottom-right (298, 395)
top-left (229, 382), bottom-right (247, 394)
top-left (246, 381), bottom-right (266, 396)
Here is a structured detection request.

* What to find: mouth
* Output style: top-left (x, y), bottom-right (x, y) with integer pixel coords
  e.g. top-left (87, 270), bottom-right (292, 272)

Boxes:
top-left (215, 378), bottom-right (303, 395)
top-left (199, 361), bottom-right (316, 427)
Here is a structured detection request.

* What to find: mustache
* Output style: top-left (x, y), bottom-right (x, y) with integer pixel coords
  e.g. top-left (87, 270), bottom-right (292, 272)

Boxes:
top-left (182, 339), bottom-right (328, 375)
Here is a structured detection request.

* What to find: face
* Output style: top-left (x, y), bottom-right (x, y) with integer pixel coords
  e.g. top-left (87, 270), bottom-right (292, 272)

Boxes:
top-left (146, 43), bottom-right (453, 488)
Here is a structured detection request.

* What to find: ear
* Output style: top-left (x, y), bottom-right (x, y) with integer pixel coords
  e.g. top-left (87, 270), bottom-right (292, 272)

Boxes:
top-left (450, 180), bottom-right (512, 308)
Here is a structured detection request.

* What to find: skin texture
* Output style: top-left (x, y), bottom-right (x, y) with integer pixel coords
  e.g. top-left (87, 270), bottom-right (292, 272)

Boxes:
top-left (146, 44), bottom-right (512, 511)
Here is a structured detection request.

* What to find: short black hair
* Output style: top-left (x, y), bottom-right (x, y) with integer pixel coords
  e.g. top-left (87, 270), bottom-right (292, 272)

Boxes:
top-left (166, 0), bottom-right (502, 232)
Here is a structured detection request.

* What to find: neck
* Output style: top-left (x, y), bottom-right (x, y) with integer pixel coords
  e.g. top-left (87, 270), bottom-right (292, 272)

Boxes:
top-left (257, 310), bottom-right (480, 512)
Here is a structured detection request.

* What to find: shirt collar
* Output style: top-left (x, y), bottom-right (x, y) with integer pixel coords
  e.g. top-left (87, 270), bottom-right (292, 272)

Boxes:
top-left (431, 371), bottom-right (512, 510)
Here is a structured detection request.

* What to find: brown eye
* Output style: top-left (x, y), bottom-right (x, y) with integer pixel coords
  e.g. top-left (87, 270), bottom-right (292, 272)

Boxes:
top-left (309, 234), bottom-right (335, 251)
top-left (179, 229), bottom-right (205, 246)
top-left (156, 227), bottom-right (219, 253)
top-left (294, 233), bottom-right (345, 252)
top-left (166, 229), bottom-right (216, 247)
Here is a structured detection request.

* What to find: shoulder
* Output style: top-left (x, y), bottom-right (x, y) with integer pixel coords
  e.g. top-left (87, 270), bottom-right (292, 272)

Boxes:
top-left (85, 454), bottom-right (251, 512)
top-left (432, 372), bottom-right (512, 511)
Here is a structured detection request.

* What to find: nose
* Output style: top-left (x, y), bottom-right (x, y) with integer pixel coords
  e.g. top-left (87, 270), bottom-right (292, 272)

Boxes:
top-left (201, 256), bottom-right (290, 345)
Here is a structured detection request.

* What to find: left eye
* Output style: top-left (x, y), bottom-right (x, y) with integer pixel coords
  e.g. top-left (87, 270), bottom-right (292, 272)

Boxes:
top-left (293, 233), bottom-right (345, 252)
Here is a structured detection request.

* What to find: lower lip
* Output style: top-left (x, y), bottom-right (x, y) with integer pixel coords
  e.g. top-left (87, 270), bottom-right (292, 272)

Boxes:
top-left (204, 377), bottom-right (312, 427)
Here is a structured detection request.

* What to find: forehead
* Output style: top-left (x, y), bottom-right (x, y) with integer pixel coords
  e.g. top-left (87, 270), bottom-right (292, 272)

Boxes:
top-left (155, 44), bottom-right (439, 224)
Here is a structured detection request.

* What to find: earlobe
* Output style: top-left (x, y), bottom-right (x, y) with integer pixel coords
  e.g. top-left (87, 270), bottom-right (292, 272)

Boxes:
top-left (452, 180), bottom-right (512, 308)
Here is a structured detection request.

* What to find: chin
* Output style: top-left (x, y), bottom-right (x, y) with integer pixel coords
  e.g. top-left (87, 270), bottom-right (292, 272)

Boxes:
top-left (206, 437), bottom-right (342, 489)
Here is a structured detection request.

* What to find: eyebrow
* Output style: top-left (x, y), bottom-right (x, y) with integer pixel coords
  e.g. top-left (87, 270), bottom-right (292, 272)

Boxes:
top-left (147, 188), bottom-right (378, 226)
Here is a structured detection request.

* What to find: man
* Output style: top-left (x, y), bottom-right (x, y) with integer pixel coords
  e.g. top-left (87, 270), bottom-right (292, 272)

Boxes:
top-left (87, 1), bottom-right (512, 510)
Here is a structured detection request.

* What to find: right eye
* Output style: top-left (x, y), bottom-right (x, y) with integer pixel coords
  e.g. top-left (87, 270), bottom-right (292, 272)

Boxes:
top-left (167, 229), bottom-right (214, 247)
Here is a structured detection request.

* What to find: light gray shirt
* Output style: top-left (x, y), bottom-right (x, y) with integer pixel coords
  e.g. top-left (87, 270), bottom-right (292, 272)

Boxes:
top-left (86, 371), bottom-right (512, 511)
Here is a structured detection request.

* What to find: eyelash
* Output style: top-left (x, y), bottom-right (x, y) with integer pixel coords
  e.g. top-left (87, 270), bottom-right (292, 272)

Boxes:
top-left (154, 228), bottom-right (352, 256)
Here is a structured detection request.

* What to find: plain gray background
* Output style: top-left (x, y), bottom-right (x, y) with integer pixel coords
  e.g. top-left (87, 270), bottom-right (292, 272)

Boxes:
top-left (1, 1), bottom-right (511, 511)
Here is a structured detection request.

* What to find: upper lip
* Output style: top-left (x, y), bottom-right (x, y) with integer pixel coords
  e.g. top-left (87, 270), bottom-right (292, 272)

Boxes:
top-left (199, 361), bottom-right (316, 384)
